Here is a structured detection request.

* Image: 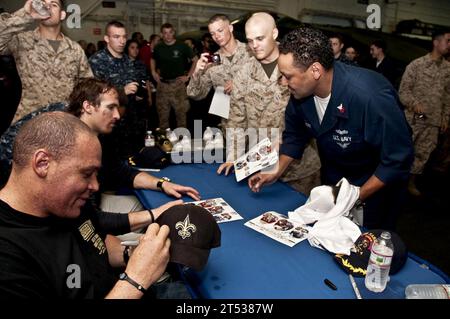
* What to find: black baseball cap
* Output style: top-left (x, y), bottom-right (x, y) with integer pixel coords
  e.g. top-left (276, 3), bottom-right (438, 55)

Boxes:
top-left (156, 204), bottom-right (221, 271)
top-left (334, 229), bottom-right (408, 277)
top-left (128, 146), bottom-right (170, 169)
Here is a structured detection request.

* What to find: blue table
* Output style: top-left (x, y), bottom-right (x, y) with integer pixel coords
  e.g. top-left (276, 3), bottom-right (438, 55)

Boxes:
top-left (135, 163), bottom-right (448, 299)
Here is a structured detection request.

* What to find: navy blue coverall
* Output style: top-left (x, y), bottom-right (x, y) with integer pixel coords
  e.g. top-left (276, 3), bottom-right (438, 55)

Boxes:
top-left (280, 62), bottom-right (414, 229)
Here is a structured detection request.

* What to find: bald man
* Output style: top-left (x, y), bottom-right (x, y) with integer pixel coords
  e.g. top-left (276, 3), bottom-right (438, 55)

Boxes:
top-left (0, 112), bottom-right (170, 298)
top-left (217, 13), bottom-right (321, 195)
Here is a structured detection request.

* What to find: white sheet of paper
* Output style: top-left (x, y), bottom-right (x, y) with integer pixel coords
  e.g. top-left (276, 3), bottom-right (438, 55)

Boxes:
top-left (234, 138), bottom-right (279, 182)
top-left (208, 86), bottom-right (230, 119)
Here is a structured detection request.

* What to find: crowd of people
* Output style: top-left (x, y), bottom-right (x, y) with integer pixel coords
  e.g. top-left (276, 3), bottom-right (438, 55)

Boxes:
top-left (0, 0), bottom-right (449, 299)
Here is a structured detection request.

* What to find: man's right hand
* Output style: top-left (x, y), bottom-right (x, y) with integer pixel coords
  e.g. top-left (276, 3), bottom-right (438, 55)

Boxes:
top-left (24, 0), bottom-right (50, 20)
top-left (125, 223), bottom-right (170, 290)
top-left (193, 53), bottom-right (211, 76)
top-left (248, 172), bottom-right (279, 193)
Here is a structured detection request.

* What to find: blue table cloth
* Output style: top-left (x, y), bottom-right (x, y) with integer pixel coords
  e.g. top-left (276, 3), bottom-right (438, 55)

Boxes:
top-left (135, 163), bottom-right (448, 299)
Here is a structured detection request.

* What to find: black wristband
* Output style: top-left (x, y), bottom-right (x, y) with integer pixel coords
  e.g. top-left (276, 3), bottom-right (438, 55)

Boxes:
top-left (148, 209), bottom-right (155, 224)
top-left (157, 177), bottom-right (171, 192)
top-left (119, 272), bottom-right (147, 293)
top-left (123, 246), bottom-right (130, 264)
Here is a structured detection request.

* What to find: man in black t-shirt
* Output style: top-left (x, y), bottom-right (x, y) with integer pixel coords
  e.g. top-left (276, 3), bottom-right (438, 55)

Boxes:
top-left (0, 79), bottom-right (200, 239)
top-left (0, 112), bottom-right (170, 298)
top-left (151, 23), bottom-right (197, 129)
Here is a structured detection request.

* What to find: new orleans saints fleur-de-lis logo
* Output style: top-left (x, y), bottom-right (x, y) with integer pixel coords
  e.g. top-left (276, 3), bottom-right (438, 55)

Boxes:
top-left (175, 215), bottom-right (197, 239)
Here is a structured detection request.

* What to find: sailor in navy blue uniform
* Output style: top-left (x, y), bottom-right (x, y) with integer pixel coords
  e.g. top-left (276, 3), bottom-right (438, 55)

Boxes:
top-left (249, 27), bottom-right (413, 230)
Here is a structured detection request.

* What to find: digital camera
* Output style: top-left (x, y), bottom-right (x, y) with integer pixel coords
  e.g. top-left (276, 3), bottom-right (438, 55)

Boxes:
top-left (206, 53), bottom-right (221, 64)
top-left (135, 80), bottom-right (147, 99)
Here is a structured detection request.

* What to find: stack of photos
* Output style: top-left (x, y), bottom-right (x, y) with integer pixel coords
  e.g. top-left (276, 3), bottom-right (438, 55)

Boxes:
top-left (189, 198), bottom-right (243, 223)
top-left (234, 138), bottom-right (278, 182)
top-left (245, 211), bottom-right (311, 247)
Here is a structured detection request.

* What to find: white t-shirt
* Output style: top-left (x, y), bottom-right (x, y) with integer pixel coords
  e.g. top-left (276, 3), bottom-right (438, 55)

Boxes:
top-left (313, 94), bottom-right (331, 124)
top-left (376, 57), bottom-right (384, 68)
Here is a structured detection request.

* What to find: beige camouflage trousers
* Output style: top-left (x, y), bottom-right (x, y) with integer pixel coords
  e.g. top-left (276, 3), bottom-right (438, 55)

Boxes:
top-left (156, 81), bottom-right (190, 129)
top-left (280, 141), bottom-right (322, 196)
top-left (285, 170), bottom-right (321, 196)
top-left (410, 123), bottom-right (440, 174)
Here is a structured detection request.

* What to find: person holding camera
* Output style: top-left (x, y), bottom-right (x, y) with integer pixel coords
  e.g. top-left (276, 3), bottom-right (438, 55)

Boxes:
top-left (125, 39), bottom-right (154, 137)
top-left (398, 30), bottom-right (450, 196)
top-left (125, 39), bottom-right (153, 106)
top-left (187, 14), bottom-right (252, 103)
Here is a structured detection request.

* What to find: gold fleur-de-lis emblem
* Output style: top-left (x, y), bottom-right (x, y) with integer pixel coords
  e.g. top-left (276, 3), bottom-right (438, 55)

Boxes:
top-left (175, 215), bottom-right (197, 239)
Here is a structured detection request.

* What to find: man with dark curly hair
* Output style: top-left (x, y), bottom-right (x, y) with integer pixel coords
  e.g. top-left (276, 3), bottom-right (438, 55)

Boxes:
top-left (249, 26), bottom-right (414, 230)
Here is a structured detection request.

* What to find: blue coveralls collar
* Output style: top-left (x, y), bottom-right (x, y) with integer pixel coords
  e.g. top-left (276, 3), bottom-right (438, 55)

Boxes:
top-left (103, 47), bottom-right (128, 62)
top-left (301, 62), bottom-right (350, 136)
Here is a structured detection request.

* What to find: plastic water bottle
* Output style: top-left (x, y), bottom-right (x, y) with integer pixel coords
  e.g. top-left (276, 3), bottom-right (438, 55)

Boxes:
top-left (364, 231), bottom-right (394, 293)
top-left (144, 130), bottom-right (155, 147)
top-left (213, 132), bottom-right (224, 148)
top-left (203, 127), bottom-right (213, 142)
top-left (180, 135), bottom-right (191, 151)
top-left (166, 128), bottom-right (178, 144)
top-left (32, 0), bottom-right (51, 17)
top-left (405, 284), bottom-right (450, 299)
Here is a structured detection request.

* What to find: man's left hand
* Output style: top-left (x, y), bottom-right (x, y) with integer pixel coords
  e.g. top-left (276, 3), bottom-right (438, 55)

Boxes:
top-left (224, 80), bottom-right (233, 94)
top-left (162, 182), bottom-right (201, 201)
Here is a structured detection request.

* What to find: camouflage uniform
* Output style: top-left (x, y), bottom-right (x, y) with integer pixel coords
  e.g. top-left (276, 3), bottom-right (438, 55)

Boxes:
top-left (156, 81), bottom-right (190, 129)
top-left (187, 40), bottom-right (252, 101)
top-left (0, 9), bottom-right (92, 123)
top-left (226, 57), bottom-right (321, 195)
top-left (153, 41), bottom-right (194, 129)
top-left (0, 102), bottom-right (66, 186)
top-left (399, 54), bottom-right (450, 174)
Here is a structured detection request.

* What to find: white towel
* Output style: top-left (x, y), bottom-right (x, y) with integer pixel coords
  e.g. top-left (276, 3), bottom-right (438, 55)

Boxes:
top-left (288, 178), bottom-right (362, 255)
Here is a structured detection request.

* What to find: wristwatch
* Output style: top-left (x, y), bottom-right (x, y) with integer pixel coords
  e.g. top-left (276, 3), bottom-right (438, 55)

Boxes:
top-left (123, 245), bottom-right (130, 264)
top-left (119, 272), bottom-right (147, 293)
top-left (354, 198), bottom-right (365, 209)
top-left (157, 177), bottom-right (171, 191)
